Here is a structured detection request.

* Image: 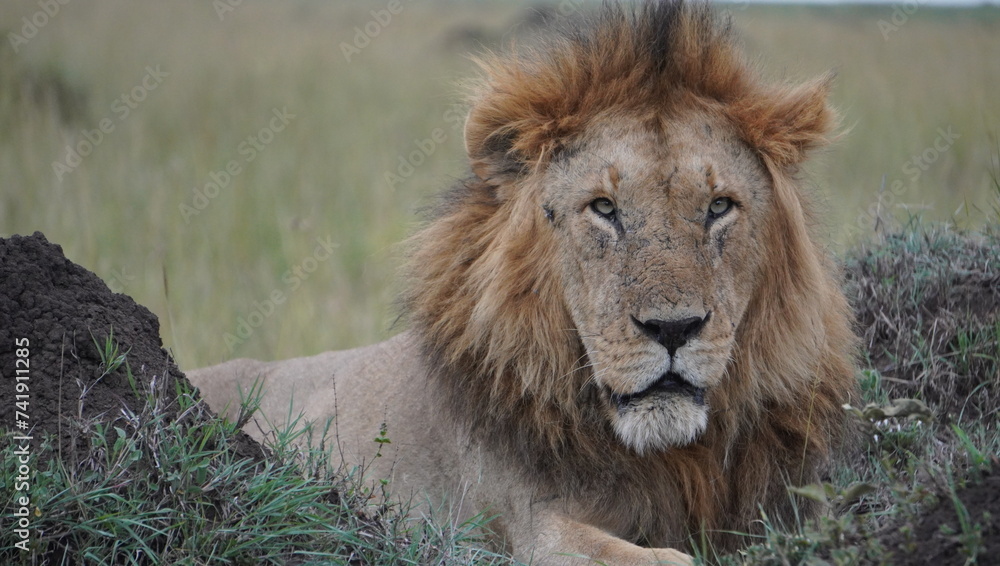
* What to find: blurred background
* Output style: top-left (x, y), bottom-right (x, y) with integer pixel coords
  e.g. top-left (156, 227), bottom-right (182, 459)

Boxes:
top-left (1, 0), bottom-right (998, 371)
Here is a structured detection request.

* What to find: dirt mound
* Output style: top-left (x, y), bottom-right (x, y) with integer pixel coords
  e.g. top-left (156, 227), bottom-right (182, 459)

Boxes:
top-left (882, 466), bottom-right (1000, 565)
top-left (845, 228), bottom-right (1000, 566)
top-left (0, 232), bottom-right (261, 464)
top-left (846, 229), bottom-right (1000, 421)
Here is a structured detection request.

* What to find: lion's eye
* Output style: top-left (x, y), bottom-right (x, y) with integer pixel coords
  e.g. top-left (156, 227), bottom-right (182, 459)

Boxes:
top-left (708, 197), bottom-right (733, 220)
top-left (591, 198), bottom-right (616, 217)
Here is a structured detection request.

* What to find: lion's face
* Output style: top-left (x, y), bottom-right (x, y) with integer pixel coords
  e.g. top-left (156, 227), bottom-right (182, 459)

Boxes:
top-left (540, 112), bottom-right (771, 453)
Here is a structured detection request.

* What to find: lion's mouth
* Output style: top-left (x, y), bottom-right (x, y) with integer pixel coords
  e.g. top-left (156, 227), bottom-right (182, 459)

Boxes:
top-left (610, 372), bottom-right (706, 411)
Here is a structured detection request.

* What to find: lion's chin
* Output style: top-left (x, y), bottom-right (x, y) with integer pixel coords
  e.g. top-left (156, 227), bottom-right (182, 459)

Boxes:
top-left (611, 395), bottom-right (709, 454)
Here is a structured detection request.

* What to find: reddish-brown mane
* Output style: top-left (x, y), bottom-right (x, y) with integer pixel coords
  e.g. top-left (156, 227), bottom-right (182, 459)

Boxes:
top-left (404, 0), bottom-right (857, 550)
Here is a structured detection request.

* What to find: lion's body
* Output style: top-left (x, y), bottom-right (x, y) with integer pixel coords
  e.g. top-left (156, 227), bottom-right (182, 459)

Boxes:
top-left (189, 2), bottom-right (858, 564)
top-left (189, 334), bottom-right (471, 517)
top-left (191, 333), bottom-right (702, 562)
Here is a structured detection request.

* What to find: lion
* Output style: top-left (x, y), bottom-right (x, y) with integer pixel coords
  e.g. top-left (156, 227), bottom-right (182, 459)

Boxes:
top-left (188, 2), bottom-right (858, 564)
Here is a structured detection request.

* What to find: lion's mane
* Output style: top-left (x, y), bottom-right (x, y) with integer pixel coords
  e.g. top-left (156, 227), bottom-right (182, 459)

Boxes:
top-left (404, 1), bottom-right (857, 550)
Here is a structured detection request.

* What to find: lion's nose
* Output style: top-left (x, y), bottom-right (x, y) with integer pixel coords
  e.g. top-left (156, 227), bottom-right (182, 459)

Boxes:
top-left (633, 313), bottom-right (710, 356)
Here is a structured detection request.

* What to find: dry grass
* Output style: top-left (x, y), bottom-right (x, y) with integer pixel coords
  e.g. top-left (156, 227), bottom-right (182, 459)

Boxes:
top-left (847, 225), bottom-right (1000, 420)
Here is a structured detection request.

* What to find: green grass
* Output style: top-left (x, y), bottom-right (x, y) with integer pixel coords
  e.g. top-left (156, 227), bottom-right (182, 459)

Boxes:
top-left (1, 357), bottom-right (512, 565)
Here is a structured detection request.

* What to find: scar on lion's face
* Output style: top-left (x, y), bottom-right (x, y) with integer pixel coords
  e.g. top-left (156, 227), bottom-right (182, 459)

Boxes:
top-left (540, 114), bottom-right (768, 452)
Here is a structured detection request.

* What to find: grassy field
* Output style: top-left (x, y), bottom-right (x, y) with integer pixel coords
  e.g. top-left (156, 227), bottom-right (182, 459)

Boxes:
top-left (1, 0), bottom-right (998, 370)
top-left (2, 2), bottom-right (999, 564)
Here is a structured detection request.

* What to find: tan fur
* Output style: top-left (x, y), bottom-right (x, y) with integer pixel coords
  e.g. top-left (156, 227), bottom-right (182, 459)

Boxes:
top-left (189, 2), bottom-right (858, 564)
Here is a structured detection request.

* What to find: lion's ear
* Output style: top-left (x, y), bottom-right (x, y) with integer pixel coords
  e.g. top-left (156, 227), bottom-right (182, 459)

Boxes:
top-left (733, 75), bottom-right (837, 169)
top-left (463, 69), bottom-right (572, 182)
top-left (464, 110), bottom-right (525, 181)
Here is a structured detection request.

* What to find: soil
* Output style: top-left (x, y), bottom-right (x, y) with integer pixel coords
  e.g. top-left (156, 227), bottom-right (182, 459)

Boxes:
top-left (0, 231), bottom-right (262, 465)
top-left (881, 466), bottom-right (1000, 566)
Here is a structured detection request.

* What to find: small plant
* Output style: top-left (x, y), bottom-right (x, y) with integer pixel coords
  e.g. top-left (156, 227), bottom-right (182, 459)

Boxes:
top-left (938, 460), bottom-right (995, 565)
top-left (92, 327), bottom-right (129, 378)
top-left (951, 424), bottom-right (992, 475)
top-left (374, 421), bottom-right (391, 452)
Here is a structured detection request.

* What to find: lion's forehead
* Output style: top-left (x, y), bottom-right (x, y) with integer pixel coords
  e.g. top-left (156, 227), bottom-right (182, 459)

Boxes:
top-left (550, 117), bottom-right (767, 206)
